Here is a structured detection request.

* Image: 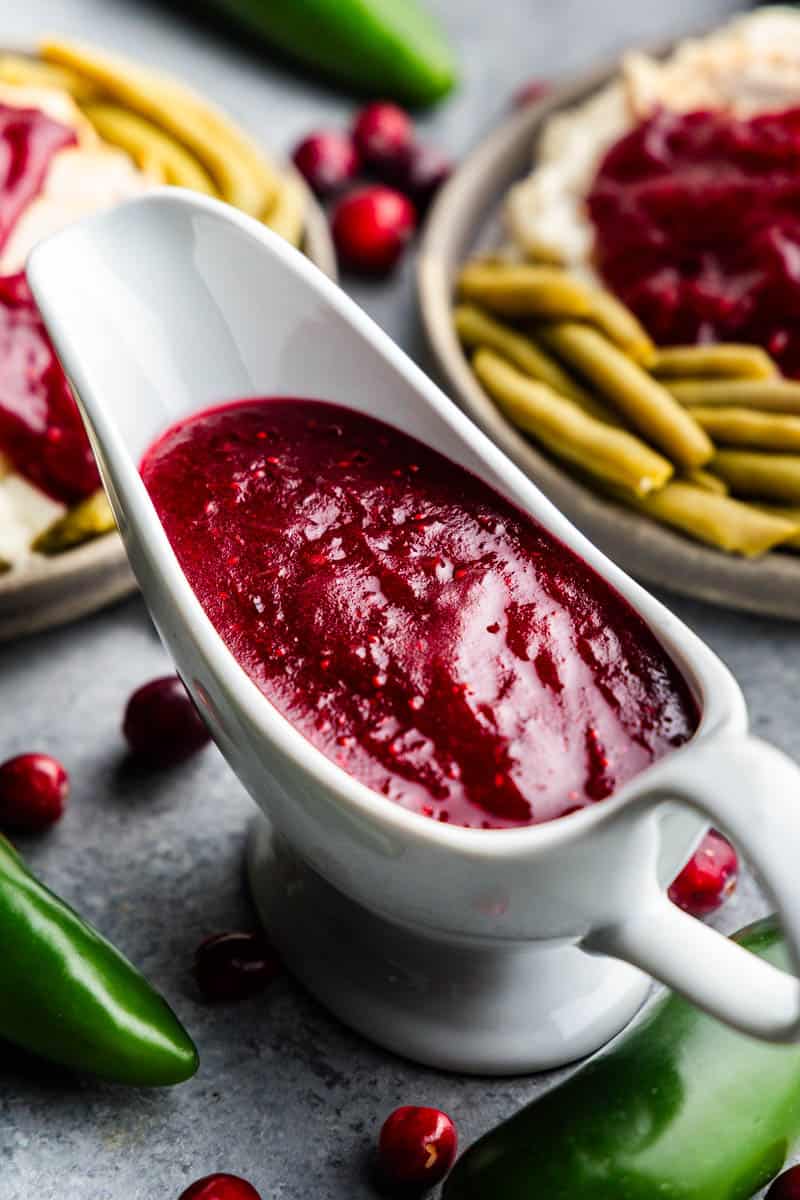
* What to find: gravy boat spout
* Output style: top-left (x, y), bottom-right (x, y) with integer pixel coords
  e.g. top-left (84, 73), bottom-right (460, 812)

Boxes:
top-left (28, 189), bottom-right (800, 1073)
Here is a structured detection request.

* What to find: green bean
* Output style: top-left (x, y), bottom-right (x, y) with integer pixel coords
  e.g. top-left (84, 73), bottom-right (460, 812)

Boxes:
top-left (667, 379), bottom-right (800, 413)
top-left (0, 54), bottom-right (101, 100)
top-left (650, 344), bottom-right (777, 381)
top-left (683, 468), bottom-right (729, 495)
top-left (83, 103), bottom-right (217, 194)
top-left (611, 481), bottom-right (798, 557)
top-left (454, 305), bottom-right (611, 417)
top-left (472, 349), bottom-right (672, 497)
top-left (711, 450), bottom-right (800, 504)
top-left (538, 322), bottom-right (713, 468)
top-left (752, 505), bottom-right (800, 550)
top-left (32, 490), bottom-right (116, 555)
top-left (584, 287), bottom-right (654, 364)
top-left (456, 263), bottom-right (593, 319)
top-left (456, 259), bottom-right (654, 360)
top-left (42, 39), bottom-right (279, 217)
top-left (688, 406), bottom-right (800, 451)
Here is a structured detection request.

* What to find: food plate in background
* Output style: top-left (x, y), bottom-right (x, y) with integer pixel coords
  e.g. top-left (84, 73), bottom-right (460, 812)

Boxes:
top-left (0, 44), bottom-right (336, 642)
top-left (418, 57), bottom-right (800, 621)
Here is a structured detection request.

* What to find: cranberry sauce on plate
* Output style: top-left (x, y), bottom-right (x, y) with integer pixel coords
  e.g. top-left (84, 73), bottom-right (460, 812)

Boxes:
top-left (0, 103), bottom-right (100, 503)
top-left (588, 105), bottom-right (800, 377)
top-left (142, 399), bottom-right (698, 829)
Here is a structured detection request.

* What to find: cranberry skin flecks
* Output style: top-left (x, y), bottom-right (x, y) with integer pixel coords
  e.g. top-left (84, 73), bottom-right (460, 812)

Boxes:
top-left (0, 753), bottom-right (68, 833)
top-left (142, 399), bottom-right (698, 829)
top-left (123, 675), bottom-right (211, 767)
top-left (352, 101), bottom-right (414, 175)
top-left (331, 187), bottom-right (416, 274)
top-left (378, 1106), bottom-right (458, 1189)
top-left (179, 1175), bottom-right (262, 1200)
top-left (767, 1166), bottom-right (800, 1200)
top-left (669, 829), bottom-right (738, 917)
top-left (194, 931), bottom-right (283, 1002)
top-left (291, 130), bottom-right (360, 198)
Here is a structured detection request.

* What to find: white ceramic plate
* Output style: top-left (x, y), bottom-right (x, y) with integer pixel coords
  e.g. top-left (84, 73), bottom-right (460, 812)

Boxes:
top-left (418, 62), bottom-right (800, 621)
top-left (0, 50), bottom-right (337, 641)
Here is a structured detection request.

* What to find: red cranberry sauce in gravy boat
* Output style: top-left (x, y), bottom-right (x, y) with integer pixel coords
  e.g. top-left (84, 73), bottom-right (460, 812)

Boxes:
top-left (142, 398), bottom-right (698, 830)
top-left (0, 104), bottom-right (99, 503)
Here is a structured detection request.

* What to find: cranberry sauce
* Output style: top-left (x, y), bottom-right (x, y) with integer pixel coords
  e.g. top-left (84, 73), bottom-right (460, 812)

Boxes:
top-left (0, 272), bottom-right (100, 502)
top-left (0, 103), bottom-right (100, 502)
top-left (588, 106), bottom-right (800, 377)
top-left (0, 104), bottom-right (76, 252)
top-left (142, 399), bottom-right (698, 829)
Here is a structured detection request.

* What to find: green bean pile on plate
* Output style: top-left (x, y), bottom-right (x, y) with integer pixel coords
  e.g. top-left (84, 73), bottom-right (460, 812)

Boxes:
top-left (454, 258), bottom-right (800, 557)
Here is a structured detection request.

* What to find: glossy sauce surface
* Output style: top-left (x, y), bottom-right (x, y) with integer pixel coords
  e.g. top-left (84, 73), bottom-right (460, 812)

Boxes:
top-left (143, 399), bottom-right (698, 829)
top-left (0, 102), bottom-right (100, 502)
top-left (588, 106), bottom-right (800, 377)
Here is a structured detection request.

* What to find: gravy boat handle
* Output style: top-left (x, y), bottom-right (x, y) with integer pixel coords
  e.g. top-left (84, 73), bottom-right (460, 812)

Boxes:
top-left (585, 733), bottom-right (800, 1041)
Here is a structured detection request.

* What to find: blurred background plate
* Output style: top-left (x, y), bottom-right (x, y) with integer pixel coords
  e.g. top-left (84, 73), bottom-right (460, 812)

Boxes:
top-left (418, 61), bottom-right (800, 622)
top-left (0, 48), bottom-right (336, 641)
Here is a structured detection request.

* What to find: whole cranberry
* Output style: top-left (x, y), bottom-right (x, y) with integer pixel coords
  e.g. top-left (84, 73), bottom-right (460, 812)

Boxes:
top-left (669, 829), bottom-right (738, 917)
top-left (291, 130), bottom-right (359, 198)
top-left (390, 143), bottom-right (452, 214)
top-left (123, 675), bottom-right (210, 767)
top-left (194, 931), bottom-right (283, 1002)
top-left (378, 1105), bottom-right (458, 1189)
top-left (767, 1166), bottom-right (800, 1200)
top-left (331, 187), bottom-right (416, 275)
top-left (179, 1175), bottom-right (261, 1200)
top-left (512, 78), bottom-right (552, 108)
top-left (0, 753), bottom-right (68, 832)
top-left (352, 102), bottom-right (415, 174)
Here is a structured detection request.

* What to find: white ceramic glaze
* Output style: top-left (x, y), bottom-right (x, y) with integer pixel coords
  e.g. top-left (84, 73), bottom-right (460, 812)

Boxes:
top-left (27, 190), bottom-right (800, 1073)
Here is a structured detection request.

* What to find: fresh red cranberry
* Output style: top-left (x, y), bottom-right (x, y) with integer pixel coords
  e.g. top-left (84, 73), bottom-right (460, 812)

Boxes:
top-left (392, 143), bottom-right (452, 213)
top-left (194, 931), bottom-right (283, 1002)
top-left (123, 675), bottom-right (210, 767)
top-left (767, 1166), bottom-right (800, 1200)
top-left (0, 753), bottom-right (68, 832)
top-left (332, 187), bottom-right (416, 274)
top-left (291, 130), bottom-right (359, 198)
top-left (669, 829), bottom-right (738, 917)
top-left (352, 102), bottom-right (415, 174)
top-left (512, 79), bottom-right (552, 107)
top-left (378, 1106), bottom-right (458, 1189)
top-left (179, 1175), bottom-right (261, 1200)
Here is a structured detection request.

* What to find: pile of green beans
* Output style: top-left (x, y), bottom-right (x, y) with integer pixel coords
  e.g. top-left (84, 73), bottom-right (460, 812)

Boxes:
top-left (453, 257), bottom-right (800, 557)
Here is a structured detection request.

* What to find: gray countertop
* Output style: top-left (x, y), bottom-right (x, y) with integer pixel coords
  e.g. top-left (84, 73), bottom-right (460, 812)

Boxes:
top-left (1, 1), bottom-right (791, 1197)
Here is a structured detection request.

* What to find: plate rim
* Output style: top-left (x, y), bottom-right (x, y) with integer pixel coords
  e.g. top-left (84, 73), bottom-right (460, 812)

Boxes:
top-left (417, 58), bottom-right (800, 621)
top-left (0, 45), bottom-right (337, 639)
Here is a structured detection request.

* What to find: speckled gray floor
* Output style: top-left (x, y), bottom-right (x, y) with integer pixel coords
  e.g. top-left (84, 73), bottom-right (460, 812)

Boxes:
top-left (1, 1), bottom-right (789, 1197)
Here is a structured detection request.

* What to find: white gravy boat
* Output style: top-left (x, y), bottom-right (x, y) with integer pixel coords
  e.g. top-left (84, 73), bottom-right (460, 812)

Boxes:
top-left (27, 190), bottom-right (800, 1074)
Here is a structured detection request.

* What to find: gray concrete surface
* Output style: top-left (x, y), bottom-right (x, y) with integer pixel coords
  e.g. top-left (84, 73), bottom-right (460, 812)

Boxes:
top-left (1, 1), bottom-right (786, 1197)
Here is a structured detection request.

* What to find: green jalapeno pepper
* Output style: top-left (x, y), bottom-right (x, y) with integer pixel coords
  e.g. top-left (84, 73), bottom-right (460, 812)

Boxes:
top-left (0, 834), bottom-right (197, 1085)
top-left (202, 0), bottom-right (457, 106)
top-left (445, 917), bottom-right (800, 1200)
